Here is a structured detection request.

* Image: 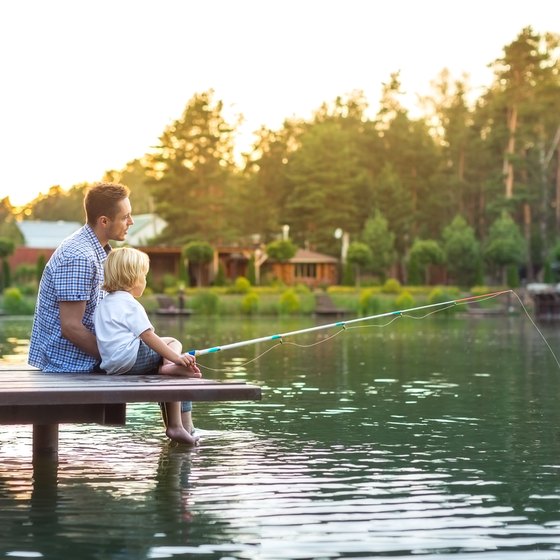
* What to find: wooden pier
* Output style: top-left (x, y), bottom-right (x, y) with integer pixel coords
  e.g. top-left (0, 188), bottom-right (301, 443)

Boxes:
top-left (0, 366), bottom-right (262, 462)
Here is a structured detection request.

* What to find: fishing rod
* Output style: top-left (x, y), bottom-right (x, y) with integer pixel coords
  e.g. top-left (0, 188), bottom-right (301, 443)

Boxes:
top-left (187, 289), bottom-right (512, 358)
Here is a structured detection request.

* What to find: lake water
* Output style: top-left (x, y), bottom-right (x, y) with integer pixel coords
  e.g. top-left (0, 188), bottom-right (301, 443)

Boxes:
top-left (1, 309), bottom-right (560, 559)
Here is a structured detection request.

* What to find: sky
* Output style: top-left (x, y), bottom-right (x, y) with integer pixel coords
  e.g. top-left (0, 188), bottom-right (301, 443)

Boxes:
top-left (0, 0), bottom-right (558, 206)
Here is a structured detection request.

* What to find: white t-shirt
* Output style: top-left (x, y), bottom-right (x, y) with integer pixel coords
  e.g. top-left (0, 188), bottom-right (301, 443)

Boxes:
top-left (93, 290), bottom-right (154, 374)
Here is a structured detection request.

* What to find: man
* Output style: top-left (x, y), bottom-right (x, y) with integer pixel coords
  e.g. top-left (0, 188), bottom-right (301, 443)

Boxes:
top-left (29, 182), bottom-right (133, 373)
top-left (28, 182), bottom-right (196, 433)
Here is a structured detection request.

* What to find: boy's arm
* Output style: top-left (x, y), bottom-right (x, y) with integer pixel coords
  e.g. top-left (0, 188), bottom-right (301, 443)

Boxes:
top-left (59, 301), bottom-right (101, 359)
top-left (139, 329), bottom-right (195, 368)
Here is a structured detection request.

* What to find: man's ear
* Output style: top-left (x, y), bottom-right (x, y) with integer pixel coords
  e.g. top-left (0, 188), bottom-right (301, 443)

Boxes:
top-left (99, 215), bottom-right (109, 226)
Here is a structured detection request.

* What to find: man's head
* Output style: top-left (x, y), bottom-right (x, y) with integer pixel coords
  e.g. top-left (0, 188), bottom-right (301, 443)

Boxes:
top-left (84, 182), bottom-right (133, 244)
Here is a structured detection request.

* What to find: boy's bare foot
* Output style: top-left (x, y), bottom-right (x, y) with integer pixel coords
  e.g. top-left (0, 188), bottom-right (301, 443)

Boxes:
top-left (166, 426), bottom-right (200, 445)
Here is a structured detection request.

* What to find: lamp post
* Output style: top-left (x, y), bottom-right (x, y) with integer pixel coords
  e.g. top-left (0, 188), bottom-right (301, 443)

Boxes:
top-left (334, 228), bottom-right (349, 265)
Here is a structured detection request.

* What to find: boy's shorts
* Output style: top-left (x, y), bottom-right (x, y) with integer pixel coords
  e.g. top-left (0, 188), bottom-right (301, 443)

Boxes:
top-left (125, 341), bottom-right (163, 375)
top-left (127, 341), bottom-right (193, 413)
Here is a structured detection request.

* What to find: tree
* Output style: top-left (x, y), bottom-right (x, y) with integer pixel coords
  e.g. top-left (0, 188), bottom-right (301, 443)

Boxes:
top-left (483, 211), bottom-right (526, 284)
top-left (283, 119), bottom-right (370, 254)
top-left (145, 90), bottom-right (239, 244)
top-left (442, 215), bottom-right (481, 287)
top-left (347, 242), bottom-right (372, 286)
top-left (104, 158), bottom-right (154, 215)
top-left (408, 239), bottom-right (444, 285)
top-left (183, 241), bottom-right (214, 287)
top-left (361, 210), bottom-right (396, 282)
top-left (0, 237), bottom-right (15, 291)
top-left (27, 184), bottom-right (88, 221)
top-left (265, 240), bottom-right (297, 262)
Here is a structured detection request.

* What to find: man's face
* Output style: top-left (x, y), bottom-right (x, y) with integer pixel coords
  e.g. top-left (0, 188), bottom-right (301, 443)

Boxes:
top-left (107, 197), bottom-right (134, 242)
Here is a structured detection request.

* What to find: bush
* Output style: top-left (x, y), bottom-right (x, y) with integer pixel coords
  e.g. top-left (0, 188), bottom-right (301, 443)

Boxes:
top-left (228, 276), bottom-right (251, 294)
top-left (382, 278), bottom-right (402, 294)
top-left (428, 287), bottom-right (457, 315)
top-left (241, 291), bottom-right (259, 315)
top-left (191, 290), bottom-right (219, 314)
top-left (279, 289), bottom-right (300, 314)
top-left (2, 287), bottom-right (33, 315)
top-left (359, 288), bottom-right (381, 316)
top-left (394, 290), bottom-right (415, 310)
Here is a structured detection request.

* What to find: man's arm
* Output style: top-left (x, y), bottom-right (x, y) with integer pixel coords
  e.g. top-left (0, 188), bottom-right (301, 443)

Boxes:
top-left (59, 300), bottom-right (101, 359)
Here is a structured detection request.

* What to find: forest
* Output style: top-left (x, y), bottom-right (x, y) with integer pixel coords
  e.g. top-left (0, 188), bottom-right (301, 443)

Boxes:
top-left (2, 27), bottom-right (560, 287)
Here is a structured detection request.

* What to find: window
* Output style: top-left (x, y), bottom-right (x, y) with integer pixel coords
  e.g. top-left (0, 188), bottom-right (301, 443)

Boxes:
top-left (295, 263), bottom-right (317, 278)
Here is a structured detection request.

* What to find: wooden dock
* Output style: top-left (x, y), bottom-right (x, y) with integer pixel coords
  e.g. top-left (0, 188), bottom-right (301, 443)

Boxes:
top-left (0, 366), bottom-right (262, 462)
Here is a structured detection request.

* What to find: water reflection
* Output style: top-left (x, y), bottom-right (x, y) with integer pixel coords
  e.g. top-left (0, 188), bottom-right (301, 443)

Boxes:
top-left (1, 315), bottom-right (560, 558)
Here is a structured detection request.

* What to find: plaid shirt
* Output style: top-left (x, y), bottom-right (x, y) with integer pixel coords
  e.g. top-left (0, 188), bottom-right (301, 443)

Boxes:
top-left (28, 225), bottom-right (110, 372)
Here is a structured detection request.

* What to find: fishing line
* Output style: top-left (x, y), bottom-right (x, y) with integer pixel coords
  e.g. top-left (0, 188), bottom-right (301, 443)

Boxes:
top-left (193, 289), bottom-right (560, 373)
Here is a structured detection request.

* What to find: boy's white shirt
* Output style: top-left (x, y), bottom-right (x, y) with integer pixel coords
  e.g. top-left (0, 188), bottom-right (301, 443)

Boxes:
top-left (93, 290), bottom-right (154, 374)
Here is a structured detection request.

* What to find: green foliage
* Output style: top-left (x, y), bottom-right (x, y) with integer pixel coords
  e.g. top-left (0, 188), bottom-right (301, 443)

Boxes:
top-left (408, 239), bottom-right (444, 284)
top-left (483, 212), bottom-right (526, 282)
top-left (265, 240), bottom-right (297, 262)
top-left (506, 265), bottom-right (520, 288)
top-left (381, 278), bottom-right (402, 294)
top-left (214, 262), bottom-right (226, 286)
top-left (442, 215), bottom-right (481, 287)
top-left (145, 90), bottom-right (238, 244)
top-left (36, 254), bottom-right (46, 283)
top-left (27, 184), bottom-right (88, 221)
top-left (241, 291), bottom-right (259, 314)
top-left (359, 288), bottom-right (381, 316)
top-left (228, 276), bottom-right (251, 294)
top-left (279, 289), bottom-right (301, 314)
top-left (428, 287), bottom-right (457, 315)
top-left (394, 290), bottom-right (414, 310)
top-left (246, 256), bottom-right (256, 285)
top-left (0, 238), bottom-right (15, 259)
top-left (347, 241), bottom-right (373, 286)
top-left (2, 287), bottom-right (33, 315)
top-left (341, 262), bottom-right (354, 286)
top-left (183, 241), bottom-right (214, 263)
top-left (191, 290), bottom-right (219, 314)
top-left (361, 210), bottom-right (396, 280)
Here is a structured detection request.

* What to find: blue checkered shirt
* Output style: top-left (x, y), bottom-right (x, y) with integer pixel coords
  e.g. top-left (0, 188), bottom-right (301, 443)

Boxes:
top-left (28, 225), bottom-right (110, 372)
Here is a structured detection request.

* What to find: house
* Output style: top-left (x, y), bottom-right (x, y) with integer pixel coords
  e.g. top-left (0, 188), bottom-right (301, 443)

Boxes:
top-left (9, 219), bottom-right (340, 288)
top-left (9, 215), bottom-right (170, 282)
top-left (263, 249), bottom-right (338, 288)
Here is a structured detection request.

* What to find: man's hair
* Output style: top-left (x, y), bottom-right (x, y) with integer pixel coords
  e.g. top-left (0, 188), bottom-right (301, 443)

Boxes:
top-left (84, 182), bottom-right (130, 225)
top-left (103, 247), bottom-right (150, 293)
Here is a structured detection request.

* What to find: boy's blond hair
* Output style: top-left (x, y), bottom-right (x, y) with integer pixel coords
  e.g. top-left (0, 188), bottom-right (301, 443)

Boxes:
top-left (103, 247), bottom-right (150, 292)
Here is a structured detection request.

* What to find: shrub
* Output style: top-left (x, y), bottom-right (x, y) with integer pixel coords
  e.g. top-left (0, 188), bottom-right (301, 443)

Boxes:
top-left (2, 287), bottom-right (33, 315)
top-left (394, 290), bottom-right (415, 310)
top-left (428, 287), bottom-right (456, 315)
top-left (382, 278), bottom-right (402, 294)
top-left (191, 290), bottom-right (219, 314)
top-left (228, 276), bottom-right (251, 294)
top-left (279, 289), bottom-right (300, 314)
top-left (241, 291), bottom-right (259, 314)
top-left (359, 288), bottom-right (381, 316)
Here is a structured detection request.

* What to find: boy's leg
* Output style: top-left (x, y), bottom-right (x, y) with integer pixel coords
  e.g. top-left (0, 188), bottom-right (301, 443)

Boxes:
top-left (181, 401), bottom-right (194, 433)
top-left (162, 402), bottom-right (200, 445)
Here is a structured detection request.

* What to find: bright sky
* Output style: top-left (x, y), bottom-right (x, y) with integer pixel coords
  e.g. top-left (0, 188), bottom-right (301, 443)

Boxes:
top-left (0, 0), bottom-right (558, 206)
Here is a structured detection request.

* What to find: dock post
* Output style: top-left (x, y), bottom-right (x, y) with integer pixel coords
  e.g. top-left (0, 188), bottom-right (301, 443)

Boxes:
top-left (32, 424), bottom-right (59, 463)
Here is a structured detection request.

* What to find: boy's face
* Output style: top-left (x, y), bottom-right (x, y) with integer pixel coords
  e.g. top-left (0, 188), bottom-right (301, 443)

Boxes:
top-left (130, 274), bottom-right (147, 298)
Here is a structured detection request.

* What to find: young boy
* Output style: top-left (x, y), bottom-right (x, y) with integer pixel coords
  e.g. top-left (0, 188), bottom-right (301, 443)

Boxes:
top-left (93, 247), bottom-right (201, 445)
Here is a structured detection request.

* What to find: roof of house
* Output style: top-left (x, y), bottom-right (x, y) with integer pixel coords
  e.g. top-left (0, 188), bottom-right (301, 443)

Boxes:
top-left (17, 220), bottom-right (82, 249)
top-left (124, 214), bottom-right (167, 246)
top-left (16, 214), bottom-right (168, 249)
top-left (289, 249), bottom-right (338, 264)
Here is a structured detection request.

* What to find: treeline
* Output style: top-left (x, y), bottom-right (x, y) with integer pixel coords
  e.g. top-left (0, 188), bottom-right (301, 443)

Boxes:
top-left (4, 27), bottom-right (560, 286)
